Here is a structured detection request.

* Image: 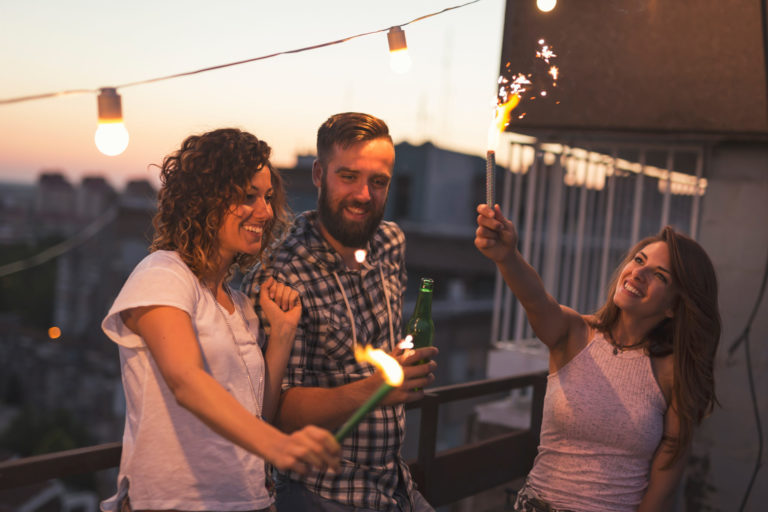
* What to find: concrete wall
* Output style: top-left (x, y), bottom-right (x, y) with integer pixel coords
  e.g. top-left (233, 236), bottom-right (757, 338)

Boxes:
top-left (693, 142), bottom-right (768, 511)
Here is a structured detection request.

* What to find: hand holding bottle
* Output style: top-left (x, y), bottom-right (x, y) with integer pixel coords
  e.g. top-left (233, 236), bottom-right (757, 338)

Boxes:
top-left (380, 344), bottom-right (439, 405)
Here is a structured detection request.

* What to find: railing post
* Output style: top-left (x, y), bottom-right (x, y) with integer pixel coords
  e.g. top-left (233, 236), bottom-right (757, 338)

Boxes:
top-left (415, 391), bottom-right (439, 501)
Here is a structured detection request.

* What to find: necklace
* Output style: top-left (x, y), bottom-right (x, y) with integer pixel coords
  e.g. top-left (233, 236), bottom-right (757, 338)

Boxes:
top-left (207, 283), bottom-right (263, 417)
top-left (606, 329), bottom-right (646, 355)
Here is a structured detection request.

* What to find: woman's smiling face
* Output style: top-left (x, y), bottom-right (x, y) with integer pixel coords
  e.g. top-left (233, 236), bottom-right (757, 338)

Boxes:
top-left (613, 240), bottom-right (677, 323)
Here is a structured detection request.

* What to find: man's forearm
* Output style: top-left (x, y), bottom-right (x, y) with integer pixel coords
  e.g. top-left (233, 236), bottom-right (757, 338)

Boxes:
top-left (275, 374), bottom-right (385, 432)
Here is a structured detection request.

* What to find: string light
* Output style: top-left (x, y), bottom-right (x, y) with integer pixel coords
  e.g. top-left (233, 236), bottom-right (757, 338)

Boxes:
top-left (537, 0), bottom-right (557, 13)
top-left (0, 0), bottom-right (482, 152)
top-left (94, 88), bottom-right (129, 156)
top-left (387, 26), bottom-right (412, 74)
top-left (0, 0), bottom-right (480, 108)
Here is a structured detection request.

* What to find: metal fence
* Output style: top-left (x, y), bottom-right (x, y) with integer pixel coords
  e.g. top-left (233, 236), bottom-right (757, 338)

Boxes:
top-left (491, 139), bottom-right (707, 343)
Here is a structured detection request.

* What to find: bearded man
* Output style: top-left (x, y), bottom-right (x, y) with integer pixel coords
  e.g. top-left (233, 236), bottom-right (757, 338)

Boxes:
top-left (244, 112), bottom-right (438, 512)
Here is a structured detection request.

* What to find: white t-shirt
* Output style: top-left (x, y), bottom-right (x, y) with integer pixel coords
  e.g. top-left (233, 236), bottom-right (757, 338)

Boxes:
top-left (101, 250), bottom-right (271, 511)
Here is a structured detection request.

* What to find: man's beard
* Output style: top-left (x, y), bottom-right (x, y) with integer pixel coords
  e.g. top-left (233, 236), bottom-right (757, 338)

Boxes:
top-left (318, 185), bottom-right (385, 248)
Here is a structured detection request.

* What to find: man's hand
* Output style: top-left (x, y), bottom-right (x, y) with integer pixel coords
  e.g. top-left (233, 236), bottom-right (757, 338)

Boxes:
top-left (380, 345), bottom-right (439, 405)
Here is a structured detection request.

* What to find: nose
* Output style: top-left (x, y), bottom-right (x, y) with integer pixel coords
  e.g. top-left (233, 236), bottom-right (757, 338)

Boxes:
top-left (242, 197), bottom-right (273, 219)
top-left (631, 266), bottom-right (649, 281)
top-left (354, 182), bottom-right (371, 202)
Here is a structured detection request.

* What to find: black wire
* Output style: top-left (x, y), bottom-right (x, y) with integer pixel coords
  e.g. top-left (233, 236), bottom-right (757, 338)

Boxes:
top-left (729, 145), bottom-right (768, 512)
top-left (729, 4), bottom-right (767, 500)
top-left (0, 0), bottom-right (481, 105)
top-left (731, 248), bottom-right (768, 511)
top-left (736, 324), bottom-right (764, 512)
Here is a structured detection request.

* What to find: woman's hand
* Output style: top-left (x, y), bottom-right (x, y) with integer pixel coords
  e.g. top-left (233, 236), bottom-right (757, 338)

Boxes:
top-left (474, 203), bottom-right (520, 264)
top-left (259, 277), bottom-right (301, 336)
top-left (268, 426), bottom-right (341, 476)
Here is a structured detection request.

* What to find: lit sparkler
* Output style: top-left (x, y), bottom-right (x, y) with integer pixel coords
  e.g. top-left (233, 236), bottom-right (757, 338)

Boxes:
top-left (486, 92), bottom-right (521, 206)
top-left (494, 39), bottom-right (560, 128)
top-left (334, 345), bottom-right (404, 442)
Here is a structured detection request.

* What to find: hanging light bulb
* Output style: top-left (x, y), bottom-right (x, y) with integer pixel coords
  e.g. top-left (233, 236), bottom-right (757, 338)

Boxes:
top-left (94, 87), bottom-right (129, 156)
top-left (537, 0), bottom-right (557, 12)
top-left (387, 26), bottom-right (412, 74)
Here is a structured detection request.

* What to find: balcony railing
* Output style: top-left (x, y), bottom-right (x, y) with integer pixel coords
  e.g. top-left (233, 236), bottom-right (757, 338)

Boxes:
top-left (0, 371), bottom-right (547, 508)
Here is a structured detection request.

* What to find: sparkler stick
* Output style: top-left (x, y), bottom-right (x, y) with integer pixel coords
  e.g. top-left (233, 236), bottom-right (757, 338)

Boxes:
top-left (335, 382), bottom-right (394, 442)
top-left (486, 150), bottom-right (496, 206)
top-left (335, 345), bottom-right (404, 442)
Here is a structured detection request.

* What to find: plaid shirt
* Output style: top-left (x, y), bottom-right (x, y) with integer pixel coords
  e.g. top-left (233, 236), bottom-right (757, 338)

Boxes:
top-left (243, 211), bottom-right (415, 510)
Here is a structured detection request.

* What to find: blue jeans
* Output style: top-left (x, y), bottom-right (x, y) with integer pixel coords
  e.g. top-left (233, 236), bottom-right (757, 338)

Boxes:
top-left (274, 476), bottom-right (434, 512)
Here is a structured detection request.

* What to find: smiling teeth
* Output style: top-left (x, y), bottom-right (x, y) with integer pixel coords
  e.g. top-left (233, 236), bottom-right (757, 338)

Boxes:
top-left (243, 225), bottom-right (263, 233)
top-left (624, 282), bottom-right (642, 296)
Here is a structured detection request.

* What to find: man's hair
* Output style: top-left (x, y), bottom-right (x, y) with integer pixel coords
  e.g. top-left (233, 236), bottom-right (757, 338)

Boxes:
top-left (316, 112), bottom-right (392, 167)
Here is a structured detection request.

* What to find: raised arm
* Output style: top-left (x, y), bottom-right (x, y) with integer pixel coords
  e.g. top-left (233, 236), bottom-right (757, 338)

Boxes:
top-left (121, 305), bottom-right (340, 475)
top-left (474, 203), bottom-right (583, 350)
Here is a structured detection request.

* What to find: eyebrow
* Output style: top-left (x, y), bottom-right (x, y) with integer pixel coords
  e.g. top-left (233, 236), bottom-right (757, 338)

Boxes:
top-left (246, 184), bottom-right (273, 193)
top-left (335, 167), bottom-right (391, 179)
top-left (638, 250), bottom-right (672, 275)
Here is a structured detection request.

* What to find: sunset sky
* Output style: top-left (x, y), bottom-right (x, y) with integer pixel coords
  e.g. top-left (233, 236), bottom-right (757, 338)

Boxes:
top-left (0, 0), bottom-right (510, 188)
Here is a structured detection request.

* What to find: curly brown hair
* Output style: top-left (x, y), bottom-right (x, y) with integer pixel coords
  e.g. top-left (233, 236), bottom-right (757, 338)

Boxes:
top-left (591, 226), bottom-right (720, 465)
top-left (150, 128), bottom-right (290, 280)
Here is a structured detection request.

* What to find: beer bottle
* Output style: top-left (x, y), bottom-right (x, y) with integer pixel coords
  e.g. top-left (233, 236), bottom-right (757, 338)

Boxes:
top-left (405, 278), bottom-right (434, 364)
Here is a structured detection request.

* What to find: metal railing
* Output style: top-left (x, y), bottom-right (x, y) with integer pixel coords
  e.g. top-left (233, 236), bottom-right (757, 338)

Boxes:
top-left (0, 371), bottom-right (547, 507)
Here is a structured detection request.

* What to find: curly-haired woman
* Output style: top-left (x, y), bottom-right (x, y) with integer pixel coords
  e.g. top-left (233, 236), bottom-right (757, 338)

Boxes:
top-left (475, 204), bottom-right (720, 512)
top-left (101, 128), bottom-right (340, 512)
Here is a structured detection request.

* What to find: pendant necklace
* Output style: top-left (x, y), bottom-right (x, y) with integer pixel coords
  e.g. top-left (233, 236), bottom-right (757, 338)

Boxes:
top-left (607, 329), bottom-right (646, 355)
top-left (207, 282), bottom-right (263, 417)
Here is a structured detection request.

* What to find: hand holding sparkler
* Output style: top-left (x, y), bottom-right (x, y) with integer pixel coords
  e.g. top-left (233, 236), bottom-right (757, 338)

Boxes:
top-left (268, 425), bottom-right (341, 476)
top-left (474, 203), bottom-right (520, 264)
top-left (334, 343), bottom-right (438, 442)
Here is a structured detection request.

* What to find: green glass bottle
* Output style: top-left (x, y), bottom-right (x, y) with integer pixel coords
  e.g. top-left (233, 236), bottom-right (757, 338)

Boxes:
top-left (405, 277), bottom-right (434, 364)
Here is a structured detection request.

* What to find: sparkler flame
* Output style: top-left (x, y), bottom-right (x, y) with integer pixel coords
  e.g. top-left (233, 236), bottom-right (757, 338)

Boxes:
top-left (498, 39), bottom-right (560, 121)
top-left (488, 93), bottom-right (521, 150)
top-left (355, 345), bottom-right (404, 387)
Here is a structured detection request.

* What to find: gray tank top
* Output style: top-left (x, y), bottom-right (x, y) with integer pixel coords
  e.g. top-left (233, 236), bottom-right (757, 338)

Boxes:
top-left (526, 332), bottom-right (667, 512)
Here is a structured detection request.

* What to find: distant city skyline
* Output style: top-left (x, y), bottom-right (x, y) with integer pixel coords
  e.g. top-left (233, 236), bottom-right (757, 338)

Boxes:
top-left (0, 0), bottom-right (511, 188)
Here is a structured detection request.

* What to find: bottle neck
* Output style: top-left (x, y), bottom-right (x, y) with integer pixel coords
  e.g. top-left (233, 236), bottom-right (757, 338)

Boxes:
top-left (413, 289), bottom-right (432, 316)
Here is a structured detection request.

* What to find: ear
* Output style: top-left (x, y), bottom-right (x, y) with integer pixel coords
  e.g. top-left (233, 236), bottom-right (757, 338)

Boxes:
top-left (312, 160), bottom-right (323, 188)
